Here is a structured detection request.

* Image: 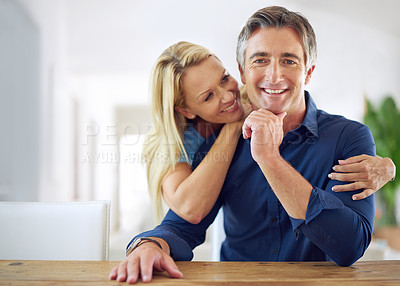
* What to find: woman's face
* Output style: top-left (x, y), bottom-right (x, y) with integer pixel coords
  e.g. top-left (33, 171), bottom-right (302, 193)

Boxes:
top-left (178, 56), bottom-right (244, 124)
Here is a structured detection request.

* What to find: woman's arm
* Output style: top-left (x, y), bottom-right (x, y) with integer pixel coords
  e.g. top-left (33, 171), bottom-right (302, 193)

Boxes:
top-left (329, 154), bottom-right (396, 200)
top-left (162, 121), bottom-right (242, 224)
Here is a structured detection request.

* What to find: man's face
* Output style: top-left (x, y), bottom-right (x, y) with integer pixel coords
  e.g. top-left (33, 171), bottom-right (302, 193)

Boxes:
top-left (240, 27), bottom-right (315, 116)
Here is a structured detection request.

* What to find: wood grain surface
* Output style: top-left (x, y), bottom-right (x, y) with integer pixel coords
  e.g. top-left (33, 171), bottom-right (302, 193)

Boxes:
top-left (0, 260), bottom-right (399, 285)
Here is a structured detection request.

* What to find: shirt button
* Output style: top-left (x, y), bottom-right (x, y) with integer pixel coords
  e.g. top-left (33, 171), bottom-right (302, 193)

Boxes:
top-left (271, 217), bottom-right (277, 223)
top-left (273, 249), bottom-right (278, 254)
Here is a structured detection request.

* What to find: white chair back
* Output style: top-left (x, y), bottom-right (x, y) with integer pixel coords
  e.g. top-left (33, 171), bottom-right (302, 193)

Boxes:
top-left (0, 201), bottom-right (110, 260)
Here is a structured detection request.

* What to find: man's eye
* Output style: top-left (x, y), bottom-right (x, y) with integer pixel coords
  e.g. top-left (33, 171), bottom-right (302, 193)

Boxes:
top-left (284, 59), bottom-right (295, 65)
top-left (254, 59), bottom-right (265, 64)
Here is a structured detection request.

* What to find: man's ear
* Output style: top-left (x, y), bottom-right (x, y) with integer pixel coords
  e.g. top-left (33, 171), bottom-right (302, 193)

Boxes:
top-left (238, 63), bottom-right (246, 84)
top-left (174, 106), bottom-right (196, 120)
top-left (305, 65), bottom-right (315, 85)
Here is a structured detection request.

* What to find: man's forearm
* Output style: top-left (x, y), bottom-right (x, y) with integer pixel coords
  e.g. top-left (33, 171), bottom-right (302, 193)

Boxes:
top-left (258, 155), bottom-right (313, 219)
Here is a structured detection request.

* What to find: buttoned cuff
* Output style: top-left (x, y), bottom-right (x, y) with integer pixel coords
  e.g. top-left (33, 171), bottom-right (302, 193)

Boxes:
top-left (290, 187), bottom-right (345, 232)
top-left (129, 227), bottom-right (193, 261)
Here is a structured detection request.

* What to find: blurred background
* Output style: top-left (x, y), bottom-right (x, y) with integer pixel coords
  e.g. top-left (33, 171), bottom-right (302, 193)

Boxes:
top-left (1, 0), bottom-right (399, 260)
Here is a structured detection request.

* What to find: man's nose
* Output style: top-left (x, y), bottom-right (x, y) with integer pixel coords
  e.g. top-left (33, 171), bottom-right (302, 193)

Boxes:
top-left (266, 62), bottom-right (283, 84)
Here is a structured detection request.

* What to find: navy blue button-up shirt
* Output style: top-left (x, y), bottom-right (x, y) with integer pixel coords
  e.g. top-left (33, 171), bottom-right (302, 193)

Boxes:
top-left (134, 92), bottom-right (375, 266)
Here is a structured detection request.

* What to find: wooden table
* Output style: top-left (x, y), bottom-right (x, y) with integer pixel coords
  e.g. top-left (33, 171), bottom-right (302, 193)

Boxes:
top-left (1, 260), bottom-right (399, 285)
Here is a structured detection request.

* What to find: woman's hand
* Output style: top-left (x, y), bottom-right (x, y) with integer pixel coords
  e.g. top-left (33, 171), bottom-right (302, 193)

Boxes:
top-left (329, 155), bottom-right (396, 200)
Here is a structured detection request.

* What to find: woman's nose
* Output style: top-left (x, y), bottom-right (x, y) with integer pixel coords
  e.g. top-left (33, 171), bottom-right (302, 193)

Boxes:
top-left (219, 88), bottom-right (234, 103)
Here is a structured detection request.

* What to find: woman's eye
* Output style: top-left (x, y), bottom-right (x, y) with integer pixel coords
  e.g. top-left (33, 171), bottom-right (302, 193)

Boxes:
top-left (205, 92), bottom-right (213, 102)
top-left (222, 74), bottom-right (230, 83)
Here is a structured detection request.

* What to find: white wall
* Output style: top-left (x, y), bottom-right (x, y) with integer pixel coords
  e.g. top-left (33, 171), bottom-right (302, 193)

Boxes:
top-left (0, 0), bottom-right (40, 201)
top-left (15, 0), bottom-right (73, 202)
top-left (303, 3), bottom-right (400, 120)
top-left (64, 0), bottom-right (400, 115)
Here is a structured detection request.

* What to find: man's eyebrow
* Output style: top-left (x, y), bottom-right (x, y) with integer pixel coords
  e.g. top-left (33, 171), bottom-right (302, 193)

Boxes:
top-left (248, 52), bottom-right (302, 62)
top-left (248, 52), bottom-right (270, 62)
top-left (282, 52), bottom-right (302, 61)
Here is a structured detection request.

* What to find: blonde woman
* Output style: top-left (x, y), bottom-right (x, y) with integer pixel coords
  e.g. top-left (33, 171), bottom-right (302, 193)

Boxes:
top-left (143, 41), bottom-right (248, 223)
top-left (142, 41), bottom-right (395, 224)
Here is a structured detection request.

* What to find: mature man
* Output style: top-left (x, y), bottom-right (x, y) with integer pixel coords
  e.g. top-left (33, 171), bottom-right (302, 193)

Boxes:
top-left (110, 6), bottom-right (391, 283)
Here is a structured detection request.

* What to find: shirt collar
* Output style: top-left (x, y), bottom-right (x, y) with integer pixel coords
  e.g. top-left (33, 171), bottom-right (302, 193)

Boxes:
top-left (299, 91), bottom-right (319, 137)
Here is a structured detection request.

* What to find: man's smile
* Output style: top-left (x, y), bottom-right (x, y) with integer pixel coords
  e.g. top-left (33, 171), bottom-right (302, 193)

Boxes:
top-left (261, 88), bottom-right (289, 98)
top-left (263, 88), bottom-right (286, 94)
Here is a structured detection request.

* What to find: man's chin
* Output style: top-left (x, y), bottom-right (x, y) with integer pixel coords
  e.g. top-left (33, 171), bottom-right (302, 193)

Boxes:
top-left (258, 105), bottom-right (284, 115)
top-left (270, 109), bottom-right (285, 115)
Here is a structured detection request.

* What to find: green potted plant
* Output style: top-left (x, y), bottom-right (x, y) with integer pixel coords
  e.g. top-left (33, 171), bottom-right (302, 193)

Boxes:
top-left (364, 96), bottom-right (400, 250)
top-left (364, 96), bottom-right (399, 226)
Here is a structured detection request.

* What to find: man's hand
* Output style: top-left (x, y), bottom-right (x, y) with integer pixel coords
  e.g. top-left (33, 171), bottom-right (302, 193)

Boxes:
top-left (242, 109), bottom-right (286, 163)
top-left (329, 155), bottom-right (396, 200)
top-left (242, 108), bottom-right (311, 219)
top-left (109, 240), bottom-right (183, 284)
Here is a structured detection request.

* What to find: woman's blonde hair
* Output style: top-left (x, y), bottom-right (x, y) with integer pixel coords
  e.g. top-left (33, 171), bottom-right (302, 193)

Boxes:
top-left (142, 41), bottom-right (213, 222)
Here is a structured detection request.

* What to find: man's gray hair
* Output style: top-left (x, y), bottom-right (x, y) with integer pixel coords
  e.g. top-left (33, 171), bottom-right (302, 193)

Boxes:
top-left (236, 6), bottom-right (317, 70)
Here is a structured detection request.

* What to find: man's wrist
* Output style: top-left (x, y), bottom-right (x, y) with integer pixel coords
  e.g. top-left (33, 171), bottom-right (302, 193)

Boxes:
top-left (256, 151), bottom-right (283, 167)
top-left (126, 237), bottom-right (162, 256)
